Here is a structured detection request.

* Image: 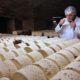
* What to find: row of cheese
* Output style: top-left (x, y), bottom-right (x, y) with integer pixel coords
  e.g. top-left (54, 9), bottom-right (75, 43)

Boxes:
top-left (51, 55), bottom-right (80, 80)
top-left (0, 39), bottom-right (79, 61)
top-left (12, 42), bottom-right (80, 80)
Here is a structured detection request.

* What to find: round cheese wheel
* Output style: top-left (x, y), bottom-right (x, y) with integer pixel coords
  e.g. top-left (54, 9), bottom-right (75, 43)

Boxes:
top-left (39, 47), bottom-right (54, 56)
top-left (6, 51), bottom-right (16, 59)
top-left (17, 48), bottom-right (28, 55)
top-left (65, 61), bottom-right (80, 73)
top-left (28, 51), bottom-right (44, 61)
top-left (47, 53), bottom-right (69, 69)
top-left (51, 70), bottom-right (80, 80)
top-left (62, 41), bottom-right (72, 46)
top-left (73, 43), bottom-right (80, 48)
top-left (4, 60), bottom-right (18, 78)
top-left (0, 61), bottom-right (9, 77)
top-left (11, 50), bottom-right (19, 56)
top-left (29, 45), bottom-right (39, 51)
top-left (0, 49), bottom-right (10, 60)
top-left (11, 55), bottom-right (32, 69)
top-left (34, 58), bottom-right (59, 79)
top-left (12, 65), bottom-right (47, 80)
top-left (72, 46), bottom-right (80, 53)
top-left (64, 47), bottom-right (80, 58)
top-left (55, 43), bottom-right (66, 49)
top-left (49, 44), bottom-right (61, 52)
top-left (38, 49), bottom-right (48, 57)
top-left (56, 50), bottom-right (75, 62)
top-left (0, 77), bottom-right (10, 80)
top-left (62, 39), bottom-right (79, 47)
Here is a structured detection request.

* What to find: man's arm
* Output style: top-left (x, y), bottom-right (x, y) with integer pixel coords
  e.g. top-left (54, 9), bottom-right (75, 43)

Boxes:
top-left (55, 18), bottom-right (65, 32)
top-left (55, 24), bottom-right (62, 32)
top-left (75, 19), bottom-right (80, 39)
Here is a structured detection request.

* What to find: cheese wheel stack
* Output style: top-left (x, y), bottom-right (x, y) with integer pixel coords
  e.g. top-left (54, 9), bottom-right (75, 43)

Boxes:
top-left (4, 60), bottom-right (18, 78)
top-left (55, 43), bottom-right (66, 49)
top-left (17, 48), bottom-right (28, 55)
top-left (47, 53), bottom-right (69, 69)
top-left (38, 47), bottom-right (54, 57)
top-left (64, 61), bottom-right (80, 73)
top-left (11, 55), bottom-right (33, 69)
top-left (12, 48), bottom-right (27, 56)
top-left (35, 41), bottom-right (47, 48)
top-left (64, 47), bottom-right (80, 58)
top-left (3, 50), bottom-right (16, 59)
top-left (34, 58), bottom-right (59, 79)
top-left (62, 39), bottom-right (79, 47)
top-left (56, 50), bottom-right (75, 62)
top-left (0, 61), bottom-right (9, 77)
top-left (12, 65), bottom-right (47, 80)
top-left (72, 43), bottom-right (80, 53)
top-left (50, 69), bottom-right (80, 80)
top-left (51, 54), bottom-right (80, 80)
top-left (27, 51), bottom-right (44, 62)
top-left (11, 50), bottom-right (21, 56)
top-left (29, 45), bottom-right (39, 51)
top-left (49, 44), bottom-right (61, 52)
top-left (0, 48), bottom-right (13, 61)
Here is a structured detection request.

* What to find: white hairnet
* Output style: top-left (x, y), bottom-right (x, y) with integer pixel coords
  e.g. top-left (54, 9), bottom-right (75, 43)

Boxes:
top-left (64, 6), bottom-right (77, 15)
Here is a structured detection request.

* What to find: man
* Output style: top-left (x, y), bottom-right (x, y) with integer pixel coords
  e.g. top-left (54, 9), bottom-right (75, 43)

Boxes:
top-left (55, 6), bottom-right (80, 40)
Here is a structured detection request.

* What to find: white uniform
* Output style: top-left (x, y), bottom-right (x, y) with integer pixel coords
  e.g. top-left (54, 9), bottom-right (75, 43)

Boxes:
top-left (55, 17), bottom-right (80, 40)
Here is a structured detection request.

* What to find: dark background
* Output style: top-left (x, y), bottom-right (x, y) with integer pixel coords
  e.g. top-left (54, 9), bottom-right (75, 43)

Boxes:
top-left (0, 0), bottom-right (80, 33)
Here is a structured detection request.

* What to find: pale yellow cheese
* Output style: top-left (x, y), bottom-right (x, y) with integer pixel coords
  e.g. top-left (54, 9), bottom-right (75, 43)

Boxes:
top-left (47, 53), bottom-right (69, 69)
top-left (64, 47), bottom-right (80, 57)
top-left (0, 77), bottom-right (10, 80)
top-left (50, 44), bottom-right (61, 52)
top-left (0, 61), bottom-right (9, 77)
top-left (34, 58), bottom-right (59, 79)
top-left (39, 47), bottom-right (54, 56)
top-left (11, 55), bottom-right (32, 69)
top-left (4, 60), bottom-right (18, 78)
top-left (65, 61), bottom-right (80, 73)
top-left (55, 43), bottom-right (66, 49)
top-left (12, 65), bottom-right (47, 80)
top-left (51, 69), bottom-right (80, 80)
top-left (28, 51), bottom-right (44, 61)
top-left (56, 50), bottom-right (75, 62)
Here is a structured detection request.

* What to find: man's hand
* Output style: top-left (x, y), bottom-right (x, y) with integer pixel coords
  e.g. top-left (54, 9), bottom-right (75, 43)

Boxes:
top-left (70, 21), bottom-right (76, 30)
top-left (59, 18), bottom-right (65, 26)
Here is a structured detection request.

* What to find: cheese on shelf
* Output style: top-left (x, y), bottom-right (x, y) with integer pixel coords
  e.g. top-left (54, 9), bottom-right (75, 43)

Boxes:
top-left (12, 65), bottom-right (47, 80)
top-left (50, 70), bottom-right (80, 80)
top-left (47, 53), bottom-right (69, 69)
top-left (34, 58), bottom-right (59, 79)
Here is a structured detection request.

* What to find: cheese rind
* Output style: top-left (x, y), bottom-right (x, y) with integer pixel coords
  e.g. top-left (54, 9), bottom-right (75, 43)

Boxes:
top-left (34, 58), bottom-right (59, 79)
top-left (12, 65), bottom-right (47, 80)
top-left (50, 70), bottom-right (80, 80)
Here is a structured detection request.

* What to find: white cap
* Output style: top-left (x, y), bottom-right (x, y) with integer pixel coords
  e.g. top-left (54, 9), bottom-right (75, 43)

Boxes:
top-left (64, 6), bottom-right (77, 15)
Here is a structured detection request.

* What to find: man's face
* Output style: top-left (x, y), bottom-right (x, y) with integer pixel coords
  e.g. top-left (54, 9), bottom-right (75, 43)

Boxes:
top-left (66, 12), bottom-right (76, 22)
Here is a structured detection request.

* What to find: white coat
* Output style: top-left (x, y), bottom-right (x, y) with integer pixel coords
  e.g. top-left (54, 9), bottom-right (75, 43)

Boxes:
top-left (55, 17), bottom-right (80, 40)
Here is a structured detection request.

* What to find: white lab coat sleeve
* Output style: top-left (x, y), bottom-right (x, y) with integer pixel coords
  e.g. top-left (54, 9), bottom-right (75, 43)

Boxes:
top-left (55, 24), bottom-right (62, 32)
top-left (75, 21), bottom-right (80, 34)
